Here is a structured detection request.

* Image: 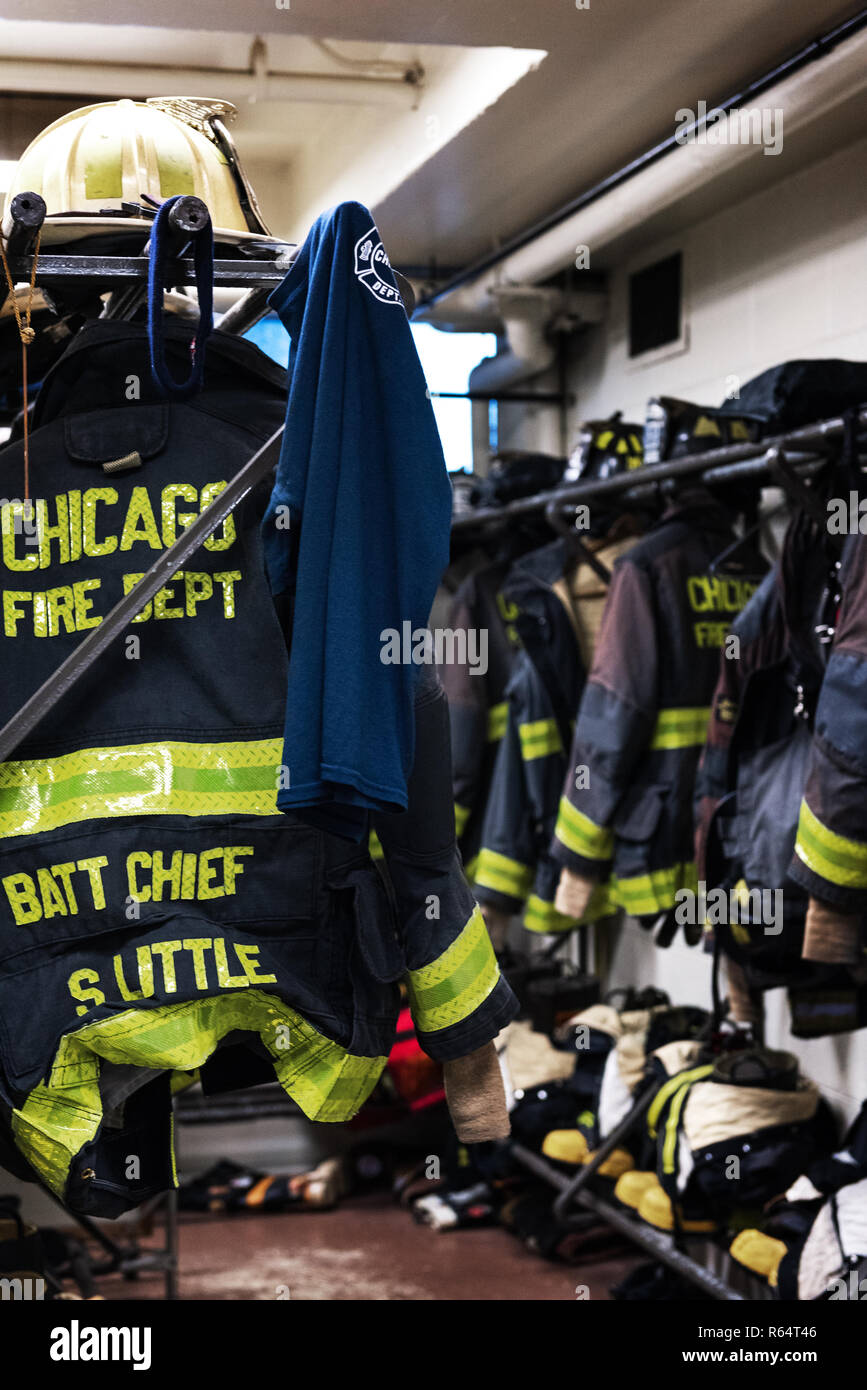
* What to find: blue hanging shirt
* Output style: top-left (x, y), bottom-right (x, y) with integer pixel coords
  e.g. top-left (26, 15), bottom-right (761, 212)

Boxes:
top-left (263, 201), bottom-right (453, 841)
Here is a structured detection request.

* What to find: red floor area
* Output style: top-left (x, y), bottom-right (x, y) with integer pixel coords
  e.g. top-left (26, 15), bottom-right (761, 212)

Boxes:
top-left (96, 1192), bottom-right (642, 1301)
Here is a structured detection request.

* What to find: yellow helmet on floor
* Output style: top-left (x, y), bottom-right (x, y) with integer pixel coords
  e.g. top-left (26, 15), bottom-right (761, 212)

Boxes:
top-left (4, 97), bottom-right (272, 241)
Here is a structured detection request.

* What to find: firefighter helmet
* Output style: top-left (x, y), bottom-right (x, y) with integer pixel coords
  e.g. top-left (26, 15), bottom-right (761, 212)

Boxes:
top-left (4, 97), bottom-right (273, 243)
top-left (567, 411), bottom-right (644, 484)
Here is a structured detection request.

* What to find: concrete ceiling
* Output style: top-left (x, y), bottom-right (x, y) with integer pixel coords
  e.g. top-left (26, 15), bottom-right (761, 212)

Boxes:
top-left (0, 1), bottom-right (864, 271)
top-left (372, 0), bottom-right (865, 266)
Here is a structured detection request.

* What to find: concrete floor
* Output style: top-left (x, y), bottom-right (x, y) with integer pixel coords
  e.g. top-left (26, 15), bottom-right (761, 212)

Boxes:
top-left (95, 1192), bottom-right (642, 1301)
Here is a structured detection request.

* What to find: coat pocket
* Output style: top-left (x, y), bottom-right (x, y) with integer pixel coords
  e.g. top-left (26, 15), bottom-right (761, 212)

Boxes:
top-left (328, 864), bottom-right (405, 985)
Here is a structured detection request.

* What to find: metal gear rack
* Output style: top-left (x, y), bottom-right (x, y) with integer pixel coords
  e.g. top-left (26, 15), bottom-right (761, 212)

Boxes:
top-left (451, 409), bottom-right (867, 536)
top-left (1, 189), bottom-right (416, 338)
top-left (509, 1136), bottom-right (770, 1301)
top-left (450, 403), bottom-right (867, 1299)
top-left (7, 253), bottom-right (294, 287)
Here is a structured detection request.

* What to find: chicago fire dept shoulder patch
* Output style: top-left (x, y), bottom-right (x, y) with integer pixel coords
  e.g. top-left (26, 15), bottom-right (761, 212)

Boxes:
top-left (354, 226), bottom-right (402, 306)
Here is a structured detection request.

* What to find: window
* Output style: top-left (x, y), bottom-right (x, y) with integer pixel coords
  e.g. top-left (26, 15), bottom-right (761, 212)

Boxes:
top-left (243, 313), bottom-right (290, 368)
top-left (411, 323), bottom-right (497, 472)
top-left (242, 315), bottom-right (495, 474)
top-left (244, 315), bottom-right (494, 472)
top-left (628, 252), bottom-right (682, 359)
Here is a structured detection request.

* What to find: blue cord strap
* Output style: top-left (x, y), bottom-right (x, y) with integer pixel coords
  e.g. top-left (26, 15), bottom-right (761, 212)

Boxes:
top-left (147, 195), bottom-right (214, 400)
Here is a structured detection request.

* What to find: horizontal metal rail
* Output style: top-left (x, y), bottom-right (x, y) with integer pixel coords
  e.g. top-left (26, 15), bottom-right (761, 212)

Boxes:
top-left (551, 1081), bottom-right (659, 1222)
top-left (452, 407), bottom-right (867, 531)
top-left (9, 253), bottom-right (293, 288)
top-left (175, 1084), bottom-right (299, 1124)
top-left (510, 1142), bottom-right (746, 1301)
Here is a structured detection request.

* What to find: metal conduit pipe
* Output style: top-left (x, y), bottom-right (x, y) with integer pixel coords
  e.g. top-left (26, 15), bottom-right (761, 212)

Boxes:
top-left (450, 408), bottom-right (864, 531)
top-left (416, 6), bottom-right (867, 325)
top-left (468, 287), bottom-right (558, 395)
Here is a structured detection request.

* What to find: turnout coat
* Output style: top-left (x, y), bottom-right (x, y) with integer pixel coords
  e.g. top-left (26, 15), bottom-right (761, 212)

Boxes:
top-left (0, 320), bottom-right (515, 1214)
top-left (551, 493), bottom-right (765, 919)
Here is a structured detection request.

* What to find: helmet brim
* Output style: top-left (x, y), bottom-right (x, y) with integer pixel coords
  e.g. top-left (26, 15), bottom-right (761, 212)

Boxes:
top-left (36, 214), bottom-right (291, 255)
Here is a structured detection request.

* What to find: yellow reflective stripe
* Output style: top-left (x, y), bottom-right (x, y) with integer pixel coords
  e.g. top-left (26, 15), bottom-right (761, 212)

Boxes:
top-left (524, 880), bottom-right (617, 933)
top-left (0, 739), bottom-right (284, 838)
top-left (613, 862), bottom-right (697, 916)
top-left (406, 905), bottom-right (499, 1034)
top-left (82, 111), bottom-right (124, 200)
top-left (12, 992), bottom-right (387, 1197)
top-left (368, 829), bottom-right (385, 861)
top-left (662, 1066), bottom-right (713, 1174)
top-left (647, 1063), bottom-right (714, 1140)
top-left (794, 799), bottom-right (867, 889)
top-left (474, 847), bottom-right (533, 900)
top-left (155, 121), bottom-right (197, 198)
top-left (595, 430), bottom-right (614, 448)
top-left (487, 702), bottom-right (508, 742)
top-left (519, 717), bottom-right (563, 761)
top-left (523, 893), bottom-right (575, 934)
top-left (554, 796), bottom-right (614, 861)
top-left (650, 707), bottom-right (711, 750)
top-left (455, 802), bottom-right (471, 837)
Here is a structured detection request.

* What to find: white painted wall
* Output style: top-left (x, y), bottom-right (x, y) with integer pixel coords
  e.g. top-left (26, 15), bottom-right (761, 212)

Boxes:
top-left (516, 132), bottom-right (867, 1129)
top-left (564, 131), bottom-right (867, 436)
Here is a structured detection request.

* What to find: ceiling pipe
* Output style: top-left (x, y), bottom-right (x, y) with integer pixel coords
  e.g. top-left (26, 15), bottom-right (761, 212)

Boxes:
top-left (0, 55), bottom-right (417, 107)
top-left (312, 37), bottom-right (424, 87)
top-left (469, 285), bottom-right (600, 392)
top-left (415, 7), bottom-right (867, 327)
top-left (470, 288), bottom-right (556, 394)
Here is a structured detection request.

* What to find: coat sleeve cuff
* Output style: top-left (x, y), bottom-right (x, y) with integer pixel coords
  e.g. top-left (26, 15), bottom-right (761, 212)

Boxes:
top-left (404, 904), bottom-right (519, 1060)
top-left (791, 796), bottom-right (867, 912)
top-left (789, 855), bottom-right (867, 912)
top-left (472, 847), bottom-right (533, 913)
top-left (549, 838), bottom-right (610, 878)
top-left (551, 795), bottom-right (613, 877)
top-left (414, 976), bottom-right (519, 1062)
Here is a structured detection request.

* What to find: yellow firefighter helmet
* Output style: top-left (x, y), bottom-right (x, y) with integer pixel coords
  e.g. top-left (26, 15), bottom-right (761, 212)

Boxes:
top-left (4, 97), bottom-right (272, 242)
